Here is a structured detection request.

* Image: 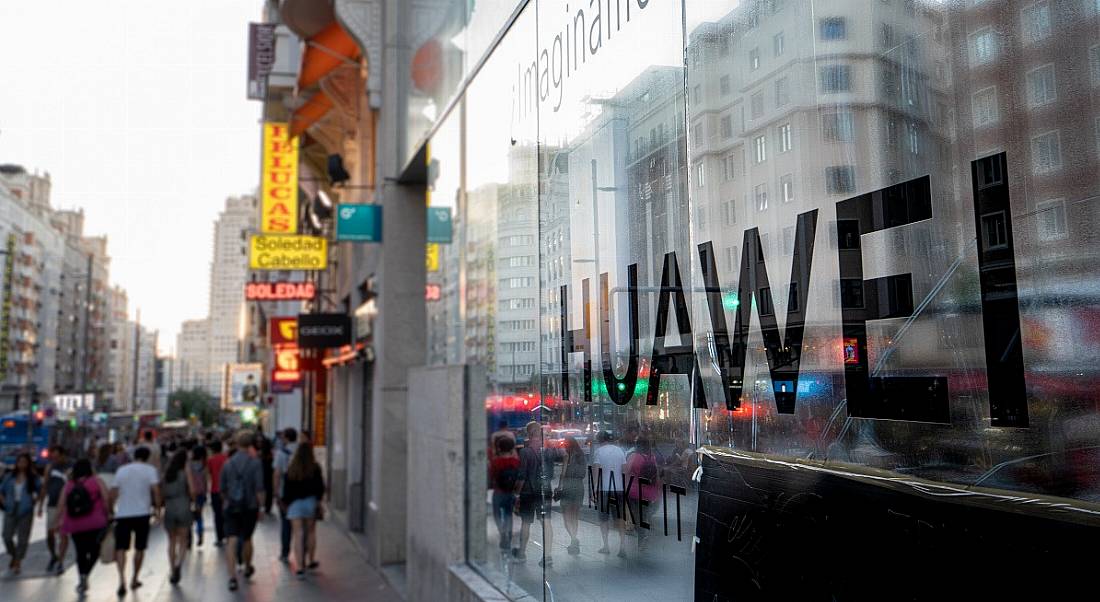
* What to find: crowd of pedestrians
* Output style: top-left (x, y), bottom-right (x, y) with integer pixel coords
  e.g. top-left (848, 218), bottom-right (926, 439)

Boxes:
top-left (488, 421), bottom-right (666, 568)
top-left (0, 426), bottom-right (326, 596)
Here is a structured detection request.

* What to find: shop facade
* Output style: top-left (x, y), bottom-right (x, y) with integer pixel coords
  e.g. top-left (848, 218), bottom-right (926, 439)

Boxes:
top-left (293, 0), bottom-right (1100, 600)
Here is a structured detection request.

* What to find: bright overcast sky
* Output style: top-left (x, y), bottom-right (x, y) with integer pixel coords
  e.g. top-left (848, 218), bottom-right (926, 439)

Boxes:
top-left (0, 0), bottom-right (263, 351)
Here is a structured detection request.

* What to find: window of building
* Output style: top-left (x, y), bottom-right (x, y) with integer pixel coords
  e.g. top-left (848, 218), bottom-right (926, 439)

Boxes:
top-left (972, 87), bottom-right (998, 127)
top-left (822, 109), bottom-right (854, 141)
top-left (774, 32), bottom-right (785, 56)
top-left (754, 135), bottom-right (767, 163)
top-left (787, 281), bottom-right (800, 311)
top-left (780, 173), bottom-right (794, 203)
top-left (881, 23), bottom-right (895, 49)
top-left (751, 92), bottom-right (764, 119)
top-left (1027, 64), bottom-right (1057, 107)
top-left (750, 47), bottom-right (760, 70)
top-left (1091, 44), bottom-right (1100, 84)
top-left (724, 152), bottom-right (738, 180)
top-left (720, 114), bottom-right (734, 139)
top-left (1031, 130), bottom-right (1062, 173)
top-left (820, 17), bottom-right (847, 40)
top-left (782, 226), bottom-right (795, 255)
top-left (504, 256), bottom-right (534, 268)
top-left (758, 286), bottom-right (775, 316)
top-left (778, 123), bottom-right (792, 152)
top-left (755, 184), bottom-right (769, 211)
top-left (725, 246), bottom-right (738, 271)
top-left (692, 123), bottom-right (703, 148)
top-left (695, 205), bottom-right (707, 230)
top-left (724, 200), bottom-right (737, 225)
top-left (696, 162), bottom-right (706, 187)
top-left (693, 84), bottom-right (702, 105)
top-left (820, 65), bottom-right (851, 93)
top-left (907, 121), bottom-right (920, 154)
top-left (1021, 2), bottom-right (1051, 44)
top-left (980, 211), bottom-right (1009, 250)
top-left (719, 36), bottom-right (730, 57)
top-left (720, 75), bottom-right (731, 96)
top-left (775, 77), bottom-right (790, 106)
top-left (759, 232), bottom-right (771, 257)
top-left (970, 27), bottom-right (997, 65)
top-left (1037, 198), bottom-right (1068, 240)
top-left (826, 166), bottom-right (856, 194)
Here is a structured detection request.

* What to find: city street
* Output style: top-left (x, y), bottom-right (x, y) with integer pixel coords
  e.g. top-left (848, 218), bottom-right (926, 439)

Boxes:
top-left (0, 513), bottom-right (401, 601)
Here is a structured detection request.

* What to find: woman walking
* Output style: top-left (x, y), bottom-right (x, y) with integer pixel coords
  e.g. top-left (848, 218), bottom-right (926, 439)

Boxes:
top-left (187, 445), bottom-right (210, 546)
top-left (162, 449), bottom-right (194, 584)
top-left (58, 459), bottom-right (110, 595)
top-left (489, 436), bottom-right (520, 553)
top-left (0, 452), bottom-right (41, 575)
top-left (282, 443), bottom-right (325, 580)
top-left (556, 436), bottom-right (587, 555)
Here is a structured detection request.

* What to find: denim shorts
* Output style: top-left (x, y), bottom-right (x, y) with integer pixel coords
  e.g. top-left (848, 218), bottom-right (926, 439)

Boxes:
top-left (286, 496), bottom-right (318, 520)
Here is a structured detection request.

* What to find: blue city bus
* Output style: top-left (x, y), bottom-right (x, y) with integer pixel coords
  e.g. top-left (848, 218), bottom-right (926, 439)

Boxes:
top-left (0, 412), bottom-right (50, 467)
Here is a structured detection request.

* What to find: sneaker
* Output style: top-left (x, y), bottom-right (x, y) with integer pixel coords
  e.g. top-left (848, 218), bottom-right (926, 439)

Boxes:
top-left (306, 561), bottom-right (319, 570)
top-left (197, 534), bottom-right (204, 547)
top-left (47, 558), bottom-right (57, 573)
top-left (244, 564), bottom-right (255, 578)
top-left (278, 555), bottom-right (289, 564)
top-left (228, 578), bottom-right (238, 591)
top-left (511, 548), bottom-right (527, 563)
top-left (567, 542), bottom-right (581, 555)
top-left (597, 546), bottom-right (610, 554)
top-left (538, 556), bottom-right (554, 568)
top-left (117, 585), bottom-right (126, 597)
top-left (296, 569), bottom-right (305, 581)
top-left (55, 563), bottom-right (65, 576)
top-left (617, 549), bottom-right (627, 559)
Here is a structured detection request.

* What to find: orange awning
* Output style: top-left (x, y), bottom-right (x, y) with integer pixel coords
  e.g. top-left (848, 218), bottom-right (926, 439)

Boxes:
top-left (298, 21), bottom-right (361, 91)
top-left (290, 90), bottom-right (334, 137)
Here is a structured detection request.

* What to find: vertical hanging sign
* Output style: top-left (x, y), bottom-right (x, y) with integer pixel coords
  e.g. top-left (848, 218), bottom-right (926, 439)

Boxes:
top-left (261, 122), bottom-right (299, 233)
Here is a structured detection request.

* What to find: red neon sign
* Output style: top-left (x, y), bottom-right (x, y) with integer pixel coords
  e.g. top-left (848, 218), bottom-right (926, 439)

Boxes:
top-left (246, 281), bottom-right (316, 301)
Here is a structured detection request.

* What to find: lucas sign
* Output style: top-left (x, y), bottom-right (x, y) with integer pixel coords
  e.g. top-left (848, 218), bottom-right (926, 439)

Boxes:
top-left (249, 235), bottom-right (327, 270)
top-left (261, 122), bottom-right (299, 233)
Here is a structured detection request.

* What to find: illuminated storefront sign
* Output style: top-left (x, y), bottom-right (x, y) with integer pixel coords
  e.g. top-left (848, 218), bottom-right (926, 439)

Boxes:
top-left (272, 345), bottom-right (301, 384)
top-left (245, 281), bottom-right (316, 301)
top-left (297, 313), bottom-right (352, 349)
top-left (249, 235), bottom-right (327, 270)
top-left (269, 317), bottom-right (298, 347)
top-left (260, 122), bottom-right (299, 233)
top-left (52, 394), bottom-right (95, 412)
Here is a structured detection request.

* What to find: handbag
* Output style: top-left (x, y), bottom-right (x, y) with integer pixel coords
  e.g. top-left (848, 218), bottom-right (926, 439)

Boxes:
top-left (98, 523), bottom-right (116, 564)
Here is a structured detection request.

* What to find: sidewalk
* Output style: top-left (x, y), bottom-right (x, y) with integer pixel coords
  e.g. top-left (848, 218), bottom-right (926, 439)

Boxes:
top-left (0, 510), bottom-right (402, 601)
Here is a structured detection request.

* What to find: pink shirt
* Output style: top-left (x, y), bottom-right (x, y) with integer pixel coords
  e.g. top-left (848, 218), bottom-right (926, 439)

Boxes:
top-left (60, 477), bottom-right (109, 535)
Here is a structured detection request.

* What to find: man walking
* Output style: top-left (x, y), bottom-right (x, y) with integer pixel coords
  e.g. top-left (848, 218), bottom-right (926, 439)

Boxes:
top-left (220, 431), bottom-right (265, 591)
top-left (37, 446), bottom-right (70, 575)
top-left (110, 446), bottom-right (161, 597)
top-left (514, 421), bottom-right (555, 567)
top-left (272, 427), bottom-right (298, 563)
top-left (207, 439), bottom-right (228, 547)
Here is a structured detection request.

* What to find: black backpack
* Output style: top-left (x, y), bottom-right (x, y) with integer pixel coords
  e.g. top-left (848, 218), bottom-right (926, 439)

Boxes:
top-left (66, 479), bottom-right (94, 518)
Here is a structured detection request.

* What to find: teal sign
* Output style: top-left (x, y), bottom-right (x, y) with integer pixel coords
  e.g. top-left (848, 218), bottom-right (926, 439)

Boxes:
top-left (336, 203), bottom-right (382, 242)
top-left (427, 207), bottom-right (452, 244)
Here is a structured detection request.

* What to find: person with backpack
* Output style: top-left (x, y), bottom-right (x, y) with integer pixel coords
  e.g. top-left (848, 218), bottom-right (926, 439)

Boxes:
top-left (37, 445), bottom-right (70, 575)
top-left (625, 436), bottom-right (661, 551)
top-left (489, 435), bottom-right (520, 553)
top-left (220, 431), bottom-right (265, 591)
top-left (58, 458), bottom-right (110, 595)
top-left (0, 452), bottom-right (41, 575)
top-left (513, 421), bottom-right (557, 567)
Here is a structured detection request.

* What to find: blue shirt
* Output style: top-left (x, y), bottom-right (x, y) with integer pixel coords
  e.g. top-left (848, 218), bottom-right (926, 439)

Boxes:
top-left (0, 472), bottom-right (39, 517)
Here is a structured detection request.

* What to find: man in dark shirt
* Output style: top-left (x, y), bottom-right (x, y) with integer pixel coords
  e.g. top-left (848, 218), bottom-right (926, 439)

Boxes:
top-left (513, 421), bottom-right (556, 567)
top-left (220, 431), bottom-right (265, 591)
top-left (36, 446), bottom-right (68, 574)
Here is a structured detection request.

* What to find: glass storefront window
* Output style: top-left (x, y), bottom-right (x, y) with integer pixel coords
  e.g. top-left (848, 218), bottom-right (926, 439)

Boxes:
top-left (435, 0), bottom-right (1100, 599)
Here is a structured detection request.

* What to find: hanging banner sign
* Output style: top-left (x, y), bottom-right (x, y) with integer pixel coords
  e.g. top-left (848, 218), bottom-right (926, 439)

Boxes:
top-left (249, 235), bottom-right (327, 270)
top-left (426, 243), bottom-right (440, 272)
top-left (247, 23), bottom-right (277, 100)
top-left (427, 207), bottom-right (452, 243)
top-left (335, 204), bottom-right (382, 242)
top-left (297, 313), bottom-right (352, 348)
top-left (261, 122), bottom-right (299, 233)
top-left (269, 317), bottom-right (298, 347)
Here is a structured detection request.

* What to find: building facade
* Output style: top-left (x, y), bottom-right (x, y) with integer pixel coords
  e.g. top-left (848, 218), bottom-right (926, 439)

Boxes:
top-left (205, 196), bottom-right (258, 399)
top-left (265, 0), bottom-right (1100, 600)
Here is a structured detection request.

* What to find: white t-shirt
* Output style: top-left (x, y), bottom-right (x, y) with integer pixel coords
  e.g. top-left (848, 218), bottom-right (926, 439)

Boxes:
top-left (113, 462), bottom-right (160, 518)
top-left (593, 443), bottom-right (627, 490)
